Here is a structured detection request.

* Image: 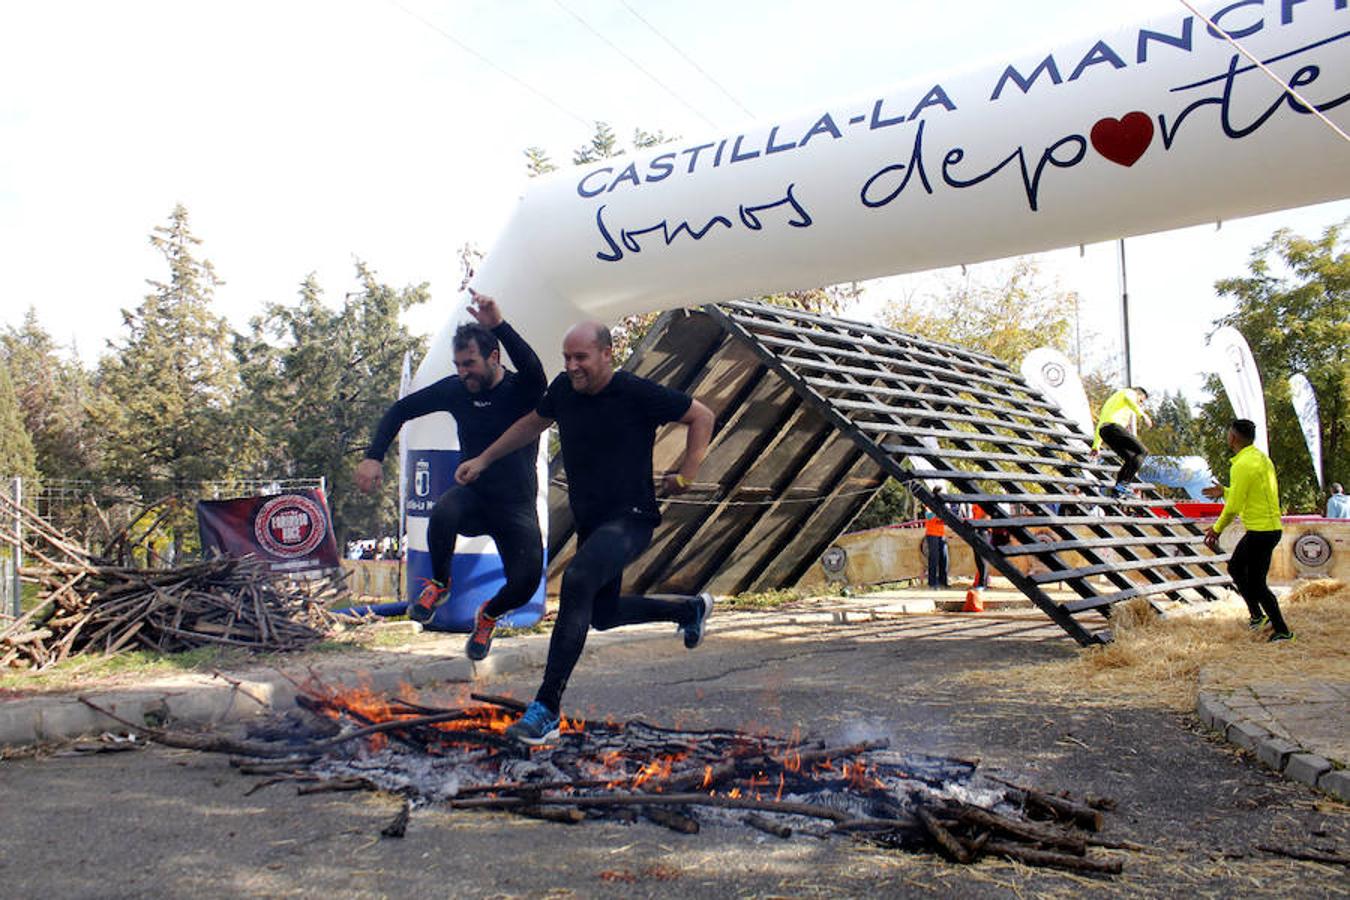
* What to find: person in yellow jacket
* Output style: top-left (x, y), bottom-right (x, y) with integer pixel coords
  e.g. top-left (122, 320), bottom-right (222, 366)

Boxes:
top-left (1089, 386), bottom-right (1152, 497)
top-left (1203, 419), bottom-right (1291, 641)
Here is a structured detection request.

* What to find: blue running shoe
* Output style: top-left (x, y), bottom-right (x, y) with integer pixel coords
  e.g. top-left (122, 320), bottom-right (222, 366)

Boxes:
top-left (682, 592), bottom-right (715, 649)
top-left (506, 701), bottom-right (561, 745)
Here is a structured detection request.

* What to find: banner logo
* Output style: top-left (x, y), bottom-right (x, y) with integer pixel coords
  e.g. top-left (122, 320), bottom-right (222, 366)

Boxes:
top-left (1040, 361), bottom-right (1066, 388)
top-left (821, 546), bottom-right (848, 574)
top-left (1292, 533), bottom-right (1331, 571)
top-left (254, 495), bottom-right (327, 559)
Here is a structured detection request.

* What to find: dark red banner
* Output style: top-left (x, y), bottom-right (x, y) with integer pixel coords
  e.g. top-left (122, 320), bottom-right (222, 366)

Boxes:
top-left (196, 489), bottom-right (340, 573)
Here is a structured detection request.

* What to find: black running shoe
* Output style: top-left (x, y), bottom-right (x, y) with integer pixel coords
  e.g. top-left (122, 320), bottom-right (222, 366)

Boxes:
top-left (682, 592), bottom-right (714, 649)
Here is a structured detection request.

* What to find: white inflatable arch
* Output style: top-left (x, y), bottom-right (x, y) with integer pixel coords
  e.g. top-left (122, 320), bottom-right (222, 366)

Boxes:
top-left (403, 1), bottom-right (1350, 627)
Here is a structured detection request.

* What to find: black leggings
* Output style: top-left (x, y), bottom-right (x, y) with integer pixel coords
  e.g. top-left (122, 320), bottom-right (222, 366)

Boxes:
top-left (535, 517), bottom-right (696, 714)
top-left (426, 486), bottom-right (543, 619)
top-left (1228, 529), bottom-right (1287, 633)
top-left (1099, 423), bottom-right (1148, 486)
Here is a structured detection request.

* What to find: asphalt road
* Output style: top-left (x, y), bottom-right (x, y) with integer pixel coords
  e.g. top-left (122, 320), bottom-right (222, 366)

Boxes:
top-left (2, 612), bottom-right (1346, 898)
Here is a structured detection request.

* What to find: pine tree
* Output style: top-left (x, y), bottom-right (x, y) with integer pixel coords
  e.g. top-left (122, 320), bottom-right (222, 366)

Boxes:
top-left (91, 205), bottom-right (245, 553)
top-left (1, 308), bottom-right (99, 482)
top-left (236, 264), bottom-right (428, 547)
top-left (0, 359), bottom-right (38, 483)
top-left (572, 121), bottom-right (622, 165)
top-left (523, 146), bottom-right (558, 178)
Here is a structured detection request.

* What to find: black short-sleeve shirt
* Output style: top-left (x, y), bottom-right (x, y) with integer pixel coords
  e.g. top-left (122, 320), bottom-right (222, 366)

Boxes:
top-left (537, 370), bottom-right (692, 530)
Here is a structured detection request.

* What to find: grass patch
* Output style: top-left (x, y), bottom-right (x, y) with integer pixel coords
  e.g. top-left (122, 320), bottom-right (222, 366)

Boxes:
top-left (0, 645), bottom-right (250, 692)
top-left (721, 587), bottom-right (812, 611)
top-left (0, 626), bottom-right (392, 693)
top-left (957, 578), bottom-right (1349, 710)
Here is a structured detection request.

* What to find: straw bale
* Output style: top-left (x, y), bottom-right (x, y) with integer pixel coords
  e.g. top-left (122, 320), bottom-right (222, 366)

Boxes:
top-left (958, 580), bottom-right (1348, 710)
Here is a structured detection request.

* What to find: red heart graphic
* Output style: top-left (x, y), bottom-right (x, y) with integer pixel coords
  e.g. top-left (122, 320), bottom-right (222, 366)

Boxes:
top-left (1090, 112), bottom-right (1154, 167)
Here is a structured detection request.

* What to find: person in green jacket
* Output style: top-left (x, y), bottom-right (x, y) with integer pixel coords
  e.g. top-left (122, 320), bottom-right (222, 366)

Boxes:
top-left (1202, 419), bottom-right (1291, 641)
top-left (1090, 386), bottom-right (1152, 498)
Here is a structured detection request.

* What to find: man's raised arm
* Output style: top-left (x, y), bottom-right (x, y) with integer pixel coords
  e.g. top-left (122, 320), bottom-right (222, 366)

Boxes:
top-left (467, 288), bottom-right (547, 399)
top-left (456, 411), bottom-right (553, 485)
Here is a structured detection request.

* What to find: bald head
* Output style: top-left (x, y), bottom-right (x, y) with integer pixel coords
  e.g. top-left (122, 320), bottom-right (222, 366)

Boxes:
top-left (564, 321), bottom-right (612, 351)
top-left (562, 321), bottom-right (615, 394)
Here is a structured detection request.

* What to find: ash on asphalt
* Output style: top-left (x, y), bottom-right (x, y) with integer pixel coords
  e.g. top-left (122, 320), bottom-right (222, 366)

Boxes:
top-left (2, 612), bottom-right (1345, 898)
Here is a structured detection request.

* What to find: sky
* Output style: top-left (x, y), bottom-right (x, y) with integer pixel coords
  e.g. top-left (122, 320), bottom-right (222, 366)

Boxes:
top-left (1, 0), bottom-right (1346, 404)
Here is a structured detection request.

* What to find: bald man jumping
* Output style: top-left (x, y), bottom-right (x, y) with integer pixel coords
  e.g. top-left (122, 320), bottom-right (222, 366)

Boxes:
top-left (456, 321), bottom-right (716, 744)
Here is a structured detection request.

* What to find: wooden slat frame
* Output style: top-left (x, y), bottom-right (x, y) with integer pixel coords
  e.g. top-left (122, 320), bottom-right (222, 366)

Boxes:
top-left (709, 300), bottom-right (1232, 645)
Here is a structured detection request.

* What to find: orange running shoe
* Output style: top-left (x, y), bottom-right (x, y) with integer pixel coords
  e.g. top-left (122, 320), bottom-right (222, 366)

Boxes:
top-left (408, 579), bottom-right (448, 624)
top-left (465, 602), bottom-right (498, 661)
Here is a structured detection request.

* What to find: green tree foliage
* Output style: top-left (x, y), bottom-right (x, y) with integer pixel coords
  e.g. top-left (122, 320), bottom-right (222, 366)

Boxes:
top-left (235, 265), bottom-right (428, 547)
top-left (1196, 221), bottom-right (1348, 510)
top-left (91, 205), bottom-right (244, 504)
top-left (0, 359), bottom-right (38, 482)
top-left (882, 259), bottom-right (1076, 364)
top-left (632, 127), bottom-right (673, 149)
top-left (523, 147), bottom-right (558, 179)
top-left (1138, 390), bottom-right (1198, 457)
top-left (0, 308), bottom-right (98, 481)
top-left (849, 479), bottom-right (917, 531)
top-left (572, 121), bottom-right (622, 165)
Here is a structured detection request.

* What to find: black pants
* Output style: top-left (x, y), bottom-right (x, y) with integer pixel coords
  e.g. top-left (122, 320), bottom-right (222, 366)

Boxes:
top-left (535, 516), bottom-right (696, 714)
top-left (1228, 529), bottom-right (1287, 633)
top-left (426, 486), bottom-right (543, 619)
top-left (925, 535), bottom-right (948, 587)
top-left (1099, 423), bottom-right (1148, 486)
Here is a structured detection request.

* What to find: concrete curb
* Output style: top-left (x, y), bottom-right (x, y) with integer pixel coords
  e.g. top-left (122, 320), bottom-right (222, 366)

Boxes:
top-left (1196, 688), bottom-right (1348, 803)
top-left (0, 600), bottom-right (1047, 750)
top-left (0, 620), bottom-right (695, 749)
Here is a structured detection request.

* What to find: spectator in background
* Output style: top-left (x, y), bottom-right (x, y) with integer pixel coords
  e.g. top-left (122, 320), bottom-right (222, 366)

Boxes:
top-left (969, 503), bottom-right (989, 588)
top-left (1327, 483), bottom-right (1349, 519)
top-left (925, 488), bottom-right (950, 589)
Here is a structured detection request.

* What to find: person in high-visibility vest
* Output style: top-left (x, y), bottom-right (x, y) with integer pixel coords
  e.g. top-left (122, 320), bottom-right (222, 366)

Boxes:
top-left (1203, 418), bottom-right (1291, 642)
top-left (969, 503), bottom-right (989, 588)
top-left (924, 488), bottom-right (949, 589)
top-left (1090, 386), bottom-right (1153, 498)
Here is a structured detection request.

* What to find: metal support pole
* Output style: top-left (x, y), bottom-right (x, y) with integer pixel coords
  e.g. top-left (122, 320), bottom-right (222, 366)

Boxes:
top-left (11, 477), bottom-right (22, 618)
top-left (1118, 239), bottom-right (1133, 386)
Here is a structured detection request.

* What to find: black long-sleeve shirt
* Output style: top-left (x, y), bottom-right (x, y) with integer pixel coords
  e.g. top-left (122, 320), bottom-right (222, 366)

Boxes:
top-left (365, 322), bottom-right (546, 504)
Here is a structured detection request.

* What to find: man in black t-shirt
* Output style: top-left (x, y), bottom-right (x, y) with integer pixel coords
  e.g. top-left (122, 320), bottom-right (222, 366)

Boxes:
top-left (357, 290), bottom-right (545, 661)
top-left (456, 320), bottom-right (716, 744)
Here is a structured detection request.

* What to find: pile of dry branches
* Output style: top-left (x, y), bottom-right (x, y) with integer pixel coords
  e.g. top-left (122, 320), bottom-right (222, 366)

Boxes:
top-left (0, 492), bottom-right (345, 670)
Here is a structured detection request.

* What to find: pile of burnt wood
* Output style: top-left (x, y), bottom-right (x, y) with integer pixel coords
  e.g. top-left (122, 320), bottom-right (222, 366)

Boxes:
top-left (0, 494), bottom-right (343, 670)
top-left (83, 682), bottom-right (1140, 875)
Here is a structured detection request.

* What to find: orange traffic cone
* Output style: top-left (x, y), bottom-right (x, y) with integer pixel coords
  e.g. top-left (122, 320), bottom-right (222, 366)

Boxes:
top-left (962, 587), bottom-right (985, 612)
